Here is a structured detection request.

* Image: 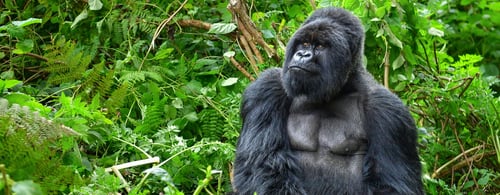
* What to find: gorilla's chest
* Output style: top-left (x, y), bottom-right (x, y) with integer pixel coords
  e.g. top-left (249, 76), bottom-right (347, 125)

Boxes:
top-left (287, 93), bottom-right (367, 160)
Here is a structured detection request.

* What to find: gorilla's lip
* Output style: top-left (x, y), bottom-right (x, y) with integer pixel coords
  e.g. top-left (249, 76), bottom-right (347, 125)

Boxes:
top-left (288, 65), bottom-right (313, 73)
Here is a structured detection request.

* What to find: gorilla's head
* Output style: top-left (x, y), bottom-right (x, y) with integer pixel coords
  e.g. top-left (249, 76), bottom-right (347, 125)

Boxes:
top-left (282, 7), bottom-right (365, 102)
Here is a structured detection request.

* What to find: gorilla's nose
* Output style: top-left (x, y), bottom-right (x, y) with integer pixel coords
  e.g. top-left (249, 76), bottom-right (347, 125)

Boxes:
top-left (294, 50), bottom-right (313, 62)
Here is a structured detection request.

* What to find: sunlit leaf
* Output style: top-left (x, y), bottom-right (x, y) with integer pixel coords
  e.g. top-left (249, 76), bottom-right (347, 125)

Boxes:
top-left (88, 0), bottom-right (103, 10)
top-left (13, 39), bottom-right (34, 54)
top-left (221, 77), bottom-right (238, 86)
top-left (0, 79), bottom-right (21, 89)
top-left (392, 54), bottom-right (405, 70)
top-left (478, 176), bottom-right (489, 186)
top-left (428, 27), bottom-right (444, 37)
top-left (208, 23), bottom-right (237, 34)
top-left (489, 2), bottom-right (500, 11)
top-left (184, 112), bottom-right (198, 122)
top-left (223, 51), bottom-right (236, 58)
top-left (71, 9), bottom-right (88, 29)
top-left (12, 18), bottom-right (42, 27)
top-left (96, 19), bottom-right (104, 33)
top-left (12, 180), bottom-right (43, 195)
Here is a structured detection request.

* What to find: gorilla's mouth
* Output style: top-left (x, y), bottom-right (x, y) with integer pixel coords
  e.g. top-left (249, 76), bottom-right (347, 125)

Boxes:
top-left (288, 65), bottom-right (313, 73)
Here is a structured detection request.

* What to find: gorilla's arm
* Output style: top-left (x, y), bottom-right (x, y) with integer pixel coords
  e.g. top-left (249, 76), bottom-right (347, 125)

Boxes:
top-left (233, 68), bottom-right (306, 195)
top-left (363, 88), bottom-right (423, 195)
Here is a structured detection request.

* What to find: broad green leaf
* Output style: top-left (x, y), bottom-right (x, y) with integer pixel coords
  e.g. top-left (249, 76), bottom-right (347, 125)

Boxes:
top-left (489, 2), bottom-right (500, 11)
top-left (0, 69), bottom-right (14, 79)
top-left (12, 18), bottom-right (42, 27)
top-left (375, 7), bottom-right (386, 18)
top-left (460, 0), bottom-right (474, 6)
top-left (252, 12), bottom-right (266, 21)
top-left (403, 45), bottom-right (417, 65)
top-left (221, 77), bottom-right (238, 86)
top-left (261, 29), bottom-right (275, 39)
top-left (184, 112), bottom-right (198, 122)
top-left (394, 82), bottom-right (406, 92)
top-left (0, 79), bottom-right (21, 89)
top-left (384, 26), bottom-right (402, 48)
top-left (183, 80), bottom-right (202, 95)
top-left (71, 9), bottom-right (88, 29)
top-left (478, 176), bottom-right (489, 186)
top-left (96, 19), bottom-right (104, 33)
top-left (428, 27), bottom-right (444, 37)
top-left (208, 23), bottom-right (237, 34)
top-left (88, 0), bottom-right (103, 10)
top-left (12, 181), bottom-right (43, 195)
top-left (164, 105), bottom-right (177, 120)
top-left (392, 54), bottom-right (405, 70)
top-left (153, 48), bottom-right (174, 60)
top-left (13, 39), bottom-right (34, 54)
top-left (3, 93), bottom-right (31, 104)
top-left (223, 51), bottom-right (236, 58)
top-left (397, 74), bottom-right (407, 81)
top-left (462, 180), bottom-right (474, 189)
top-left (172, 98), bottom-right (183, 109)
top-left (195, 58), bottom-right (218, 70)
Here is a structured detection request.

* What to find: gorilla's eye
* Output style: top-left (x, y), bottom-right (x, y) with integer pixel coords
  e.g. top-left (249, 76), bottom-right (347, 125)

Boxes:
top-left (316, 45), bottom-right (324, 50)
top-left (302, 42), bottom-right (310, 47)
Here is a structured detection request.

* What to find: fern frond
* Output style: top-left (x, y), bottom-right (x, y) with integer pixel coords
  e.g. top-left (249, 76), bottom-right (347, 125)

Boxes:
top-left (105, 82), bottom-right (129, 110)
top-left (199, 109), bottom-right (225, 141)
top-left (95, 70), bottom-right (114, 97)
top-left (0, 98), bottom-right (81, 193)
top-left (134, 98), bottom-right (167, 133)
top-left (120, 71), bottom-right (146, 84)
top-left (0, 98), bottom-right (79, 142)
top-left (43, 39), bottom-right (93, 85)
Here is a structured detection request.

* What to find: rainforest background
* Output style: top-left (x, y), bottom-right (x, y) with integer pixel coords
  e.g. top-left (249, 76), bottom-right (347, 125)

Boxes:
top-left (0, 0), bottom-right (499, 194)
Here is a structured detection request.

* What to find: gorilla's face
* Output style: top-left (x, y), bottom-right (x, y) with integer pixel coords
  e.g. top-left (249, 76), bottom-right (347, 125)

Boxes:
top-left (282, 18), bottom-right (354, 102)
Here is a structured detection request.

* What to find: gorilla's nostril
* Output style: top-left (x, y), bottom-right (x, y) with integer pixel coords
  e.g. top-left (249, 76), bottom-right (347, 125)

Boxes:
top-left (295, 50), bottom-right (313, 62)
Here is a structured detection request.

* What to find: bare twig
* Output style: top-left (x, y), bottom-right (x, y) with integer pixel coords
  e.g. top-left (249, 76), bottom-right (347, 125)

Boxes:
top-left (227, 0), bottom-right (280, 63)
top-left (0, 46), bottom-right (65, 64)
top-left (235, 18), bottom-right (264, 65)
top-left (111, 166), bottom-right (131, 192)
top-left (451, 123), bottom-right (478, 189)
top-left (432, 146), bottom-right (496, 178)
top-left (229, 56), bottom-right (255, 81)
top-left (140, 0), bottom-right (188, 71)
top-left (177, 19), bottom-right (211, 30)
top-left (458, 73), bottom-right (478, 98)
top-left (105, 157), bottom-right (160, 172)
top-left (238, 35), bottom-right (257, 71)
top-left (433, 41), bottom-right (440, 73)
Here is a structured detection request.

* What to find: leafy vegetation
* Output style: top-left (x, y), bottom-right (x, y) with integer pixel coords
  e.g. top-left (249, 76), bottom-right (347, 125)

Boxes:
top-left (0, 0), bottom-right (498, 194)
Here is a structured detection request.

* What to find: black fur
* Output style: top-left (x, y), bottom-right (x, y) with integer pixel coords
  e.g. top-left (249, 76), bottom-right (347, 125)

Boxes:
top-left (233, 7), bottom-right (423, 195)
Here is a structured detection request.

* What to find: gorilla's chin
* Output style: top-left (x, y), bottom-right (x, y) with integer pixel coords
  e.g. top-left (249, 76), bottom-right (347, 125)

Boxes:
top-left (282, 71), bottom-right (340, 103)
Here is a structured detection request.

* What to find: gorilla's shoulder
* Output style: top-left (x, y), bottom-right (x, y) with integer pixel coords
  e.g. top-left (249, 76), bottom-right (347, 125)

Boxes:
top-left (365, 84), bottom-right (411, 118)
top-left (243, 68), bottom-right (285, 99)
top-left (241, 68), bottom-right (289, 113)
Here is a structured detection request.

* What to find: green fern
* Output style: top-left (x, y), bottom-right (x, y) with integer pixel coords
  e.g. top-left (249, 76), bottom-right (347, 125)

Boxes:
top-left (134, 98), bottom-right (168, 133)
top-left (199, 109), bottom-right (225, 140)
top-left (119, 70), bottom-right (164, 84)
top-left (105, 82), bottom-right (129, 111)
top-left (0, 98), bottom-right (81, 193)
top-left (43, 38), bottom-right (92, 85)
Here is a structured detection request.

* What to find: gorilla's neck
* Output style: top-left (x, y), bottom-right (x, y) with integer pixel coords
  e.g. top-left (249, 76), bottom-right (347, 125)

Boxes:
top-left (292, 68), bottom-right (367, 105)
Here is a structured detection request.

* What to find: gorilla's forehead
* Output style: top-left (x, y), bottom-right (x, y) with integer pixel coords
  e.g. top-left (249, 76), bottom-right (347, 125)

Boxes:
top-left (294, 19), bottom-right (343, 43)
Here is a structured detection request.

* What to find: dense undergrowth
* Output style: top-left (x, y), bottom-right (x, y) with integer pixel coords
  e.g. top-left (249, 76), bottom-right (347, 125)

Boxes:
top-left (0, 0), bottom-right (499, 194)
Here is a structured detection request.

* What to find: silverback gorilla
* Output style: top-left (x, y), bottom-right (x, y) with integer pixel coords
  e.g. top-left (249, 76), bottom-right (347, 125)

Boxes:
top-left (232, 7), bottom-right (423, 194)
